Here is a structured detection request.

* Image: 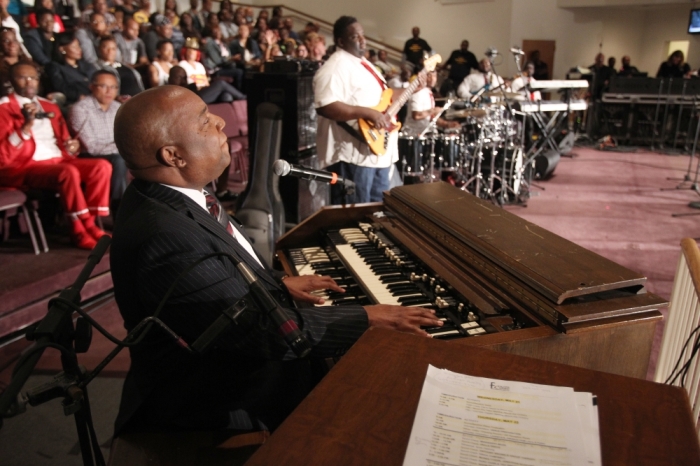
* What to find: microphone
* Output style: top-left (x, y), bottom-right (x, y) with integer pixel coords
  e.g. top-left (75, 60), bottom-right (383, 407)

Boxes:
top-left (485, 47), bottom-right (498, 58)
top-left (273, 160), bottom-right (355, 188)
top-left (510, 47), bottom-right (525, 56)
top-left (236, 260), bottom-right (312, 358)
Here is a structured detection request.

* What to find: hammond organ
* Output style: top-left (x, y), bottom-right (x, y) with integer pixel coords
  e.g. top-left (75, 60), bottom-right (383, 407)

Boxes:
top-left (276, 183), bottom-right (665, 378)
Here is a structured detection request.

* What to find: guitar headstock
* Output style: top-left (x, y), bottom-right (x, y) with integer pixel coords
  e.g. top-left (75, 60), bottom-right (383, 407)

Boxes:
top-left (423, 54), bottom-right (442, 72)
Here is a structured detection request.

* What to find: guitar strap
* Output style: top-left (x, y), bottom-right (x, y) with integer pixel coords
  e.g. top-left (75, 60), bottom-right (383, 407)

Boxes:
top-left (337, 59), bottom-right (388, 145)
top-left (360, 61), bottom-right (387, 90)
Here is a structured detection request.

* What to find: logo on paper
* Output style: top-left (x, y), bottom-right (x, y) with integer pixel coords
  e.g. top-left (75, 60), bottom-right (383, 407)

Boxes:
top-left (490, 382), bottom-right (510, 391)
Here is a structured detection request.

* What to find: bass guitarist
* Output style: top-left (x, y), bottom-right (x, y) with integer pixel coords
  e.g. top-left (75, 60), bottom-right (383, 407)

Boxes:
top-left (314, 16), bottom-right (422, 204)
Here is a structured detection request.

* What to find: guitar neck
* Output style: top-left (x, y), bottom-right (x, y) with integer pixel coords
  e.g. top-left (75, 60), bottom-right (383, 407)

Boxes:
top-left (386, 69), bottom-right (426, 117)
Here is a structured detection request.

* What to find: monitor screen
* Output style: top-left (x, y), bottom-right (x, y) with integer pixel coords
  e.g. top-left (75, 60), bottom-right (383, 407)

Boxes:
top-left (689, 9), bottom-right (700, 34)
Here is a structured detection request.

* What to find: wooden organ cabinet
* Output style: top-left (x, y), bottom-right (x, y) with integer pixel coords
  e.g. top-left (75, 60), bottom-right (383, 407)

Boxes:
top-left (276, 182), bottom-right (666, 378)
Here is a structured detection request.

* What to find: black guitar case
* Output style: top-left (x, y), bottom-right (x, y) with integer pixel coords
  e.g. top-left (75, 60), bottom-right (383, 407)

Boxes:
top-left (235, 103), bottom-right (285, 266)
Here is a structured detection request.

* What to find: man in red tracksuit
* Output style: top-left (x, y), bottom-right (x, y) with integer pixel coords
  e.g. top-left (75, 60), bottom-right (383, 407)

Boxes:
top-left (0, 62), bottom-right (111, 249)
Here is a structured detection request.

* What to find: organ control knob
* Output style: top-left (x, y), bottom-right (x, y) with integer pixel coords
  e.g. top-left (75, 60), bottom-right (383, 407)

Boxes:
top-left (468, 311), bottom-right (477, 322)
top-left (457, 303), bottom-right (465, 311)
top-left (410, 272), bottom-right (419, 281)
top-left (422, 274), bottom-right (428, 282)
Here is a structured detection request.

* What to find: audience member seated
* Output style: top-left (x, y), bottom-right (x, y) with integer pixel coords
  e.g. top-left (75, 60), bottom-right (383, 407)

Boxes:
top-left (184, 0), bottom-right (206, 32)
top-left (70, 70), bottom-right (126, 212)
top-left (229, 24), bottom-right (261, 70)
top-left (233, 8), bottom-right (246, 28)
top-left (295, 43), bottom-right (309, 60)
top-left (298, 21), bottom-right (317, 44)
top-left (282, 17), bottom-right (299, 42)
top-left (218, 9), bottom-right (237, 41)
top-left (252, 16), bottom-right (267, 41)
top-left (163, 0), bottom-right (179, 26)
top-left (657, 50), bottom-right (691, 79)
top-left (511, 61), bottom-right (541, 101)
top-left (618, 56), bottom-right (640, 78)
top-left (178, 11), bottom-right (201, 43)
top-left (132, 0), bottom-right (151, 25)
top-left (22, 8), bottom-right (55, 66)
top-left (457, 58), bottom-right (504, 99)
top-left (0, 62), bottom-right (111, 249)
top-left (95, 36), bottom-right (144, 98)
top-left (304, 32), bottom-right (325, 62)
top-left (46, 31), bottom-right (98, 106)
top-left (148, 39), bottom-right (174, 87)
top-left (80, 0), bottom-right (115, 30)
top-left (1, 0), bottom-right (24, 49)
top-left (220, 0), bottom-right (232, 14)
top-left (27, 0), bottom-right (64, 32)
top-left (0, 27), bottom-right (30, 96)
top-left (178, 37), bottom-right (245, 102)
top-left (144, 14), bottom-right (176, 62)
top-left (114, 18), bottom-right (147, 68)
top-left (76, 12), bottom-right (116, 66)
top-left (202, 25), bottom-right (243, 89)
top-left (117, 0), bottom-right (137, 19)
top-left (375, 50), bottom-right (397, 78)
top-left (243, 6), bottom-right (254, 24)
top-left (168, 64), bottom-right (244, 104)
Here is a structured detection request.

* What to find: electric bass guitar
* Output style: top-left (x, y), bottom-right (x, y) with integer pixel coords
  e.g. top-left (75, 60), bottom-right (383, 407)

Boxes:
top-left (357, 54), bottom-right (442, 156)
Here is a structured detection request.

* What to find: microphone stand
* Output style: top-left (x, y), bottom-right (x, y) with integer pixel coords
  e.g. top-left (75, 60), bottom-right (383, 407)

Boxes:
top-left (0, 236), bottom-right (112, 466)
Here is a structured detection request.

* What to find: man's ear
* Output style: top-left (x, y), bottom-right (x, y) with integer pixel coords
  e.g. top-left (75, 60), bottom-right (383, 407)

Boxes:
top-left (156, 145), bottom-right (186, 168)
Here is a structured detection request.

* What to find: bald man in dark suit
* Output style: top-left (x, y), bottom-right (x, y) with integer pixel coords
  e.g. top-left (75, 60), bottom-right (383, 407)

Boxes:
top-left (110, 86), bottom-right (441, 435)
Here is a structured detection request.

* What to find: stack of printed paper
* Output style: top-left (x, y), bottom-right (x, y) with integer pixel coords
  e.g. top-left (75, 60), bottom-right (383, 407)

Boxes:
top-left (403, 365), bottom-right (601, 466)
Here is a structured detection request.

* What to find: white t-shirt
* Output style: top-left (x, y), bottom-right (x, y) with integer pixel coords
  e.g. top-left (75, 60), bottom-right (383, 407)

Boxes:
top-left (313, 48), bottom-right (398, 169)
top-left (15, 95), bottom-right (62, 162)
top-left (403, 87), bottom-right (434, 137)
top-left (511, 76), bottom-right (542, 101)
top-left (457, 71), bottom-right (505, 99)
top-left (178, 60), bottom-right (208, 89)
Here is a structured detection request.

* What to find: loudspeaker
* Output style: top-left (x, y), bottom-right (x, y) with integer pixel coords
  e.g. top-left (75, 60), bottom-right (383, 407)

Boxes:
top-left (245, 70), bottom-right (317, 162)
top-left (534, 150), bottom-right (560, 179)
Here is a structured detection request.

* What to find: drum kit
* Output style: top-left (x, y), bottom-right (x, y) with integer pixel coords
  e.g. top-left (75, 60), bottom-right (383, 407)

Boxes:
top-left (397, 89), bottom-right (532, 205)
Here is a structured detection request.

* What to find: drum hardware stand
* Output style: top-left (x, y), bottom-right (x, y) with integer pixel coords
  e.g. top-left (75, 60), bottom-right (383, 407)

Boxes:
top-left (664, 97), bottom-right (700, 192)
top-left (668, 81), bottom-right (688, 153)
top-left (650, 79), bottom-right (667, 151)
top-left (418, 101), bottom-right (453, 183)
top-left (671, 109), bottom-right (700, 217)
top-left (462, 125), bottom-right (486, 197)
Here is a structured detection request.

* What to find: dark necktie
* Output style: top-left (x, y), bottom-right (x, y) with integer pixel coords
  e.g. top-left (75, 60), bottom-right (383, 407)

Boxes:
top-left (204, 190), bottom-right (234, 236)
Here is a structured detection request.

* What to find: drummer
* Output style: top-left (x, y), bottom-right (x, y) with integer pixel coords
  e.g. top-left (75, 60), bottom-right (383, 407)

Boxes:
top-left (403, 70), bottom-right (460, 137)
top-left (511, 61), bottom-right (542, 101)
top-left (456, 58), bottom-right (506, 101)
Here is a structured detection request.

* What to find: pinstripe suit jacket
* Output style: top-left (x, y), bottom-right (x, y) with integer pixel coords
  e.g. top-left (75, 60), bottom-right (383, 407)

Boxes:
top-left (110, 179), bottom-right (368, 434)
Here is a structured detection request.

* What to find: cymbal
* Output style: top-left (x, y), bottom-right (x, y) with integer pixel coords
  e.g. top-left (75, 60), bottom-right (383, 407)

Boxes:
top-left (485, 90), bottom-right (526, 100)
top-left (446, 109), bottom-right (488, 119)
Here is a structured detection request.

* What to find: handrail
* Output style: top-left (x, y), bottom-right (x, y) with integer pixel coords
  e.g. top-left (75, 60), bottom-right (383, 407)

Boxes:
top-left (216, 2), bottom-right (403, 58)
top-left (681, 238), bottom-right (700, 299)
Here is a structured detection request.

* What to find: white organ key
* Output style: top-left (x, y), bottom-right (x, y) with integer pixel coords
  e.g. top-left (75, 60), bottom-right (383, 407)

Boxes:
top-left (334, 244), bottom-right (429, 307)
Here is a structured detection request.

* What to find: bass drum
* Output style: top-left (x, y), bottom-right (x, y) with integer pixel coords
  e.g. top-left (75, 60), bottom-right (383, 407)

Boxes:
top-left (480, 146), bottom-right (524, 200)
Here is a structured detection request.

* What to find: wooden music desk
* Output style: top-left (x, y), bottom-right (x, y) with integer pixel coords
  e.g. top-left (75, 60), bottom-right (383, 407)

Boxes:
top-left (245, 328), bottom-right (700, 466)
